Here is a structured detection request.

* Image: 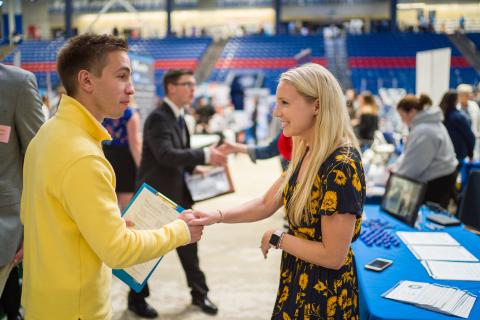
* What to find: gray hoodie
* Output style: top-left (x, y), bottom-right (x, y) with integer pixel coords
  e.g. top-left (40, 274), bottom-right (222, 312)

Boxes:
top-left (396, 106), bottom-right (458, 182)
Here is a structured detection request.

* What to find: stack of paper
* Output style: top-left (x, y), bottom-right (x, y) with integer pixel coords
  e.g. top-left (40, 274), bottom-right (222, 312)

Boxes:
top-left (397, 232), bottom-right (480, 280)
top-left (397, 232), bottom-right (460, 246)
top-left (383, 280), bottom-right (476, 318)
top-left (422, 261), bottom-right (480, 281)
top-left (409, 245), bottom-right (478, 262)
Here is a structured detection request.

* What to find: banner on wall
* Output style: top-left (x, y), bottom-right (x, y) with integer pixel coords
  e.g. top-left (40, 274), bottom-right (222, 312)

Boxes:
top-left (416, 48), bottom-right (451, 107)
top-left (130, 53), bottom-right (156, 130)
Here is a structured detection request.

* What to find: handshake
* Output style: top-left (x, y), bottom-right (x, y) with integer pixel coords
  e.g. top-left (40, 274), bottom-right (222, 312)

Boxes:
top-left (207, 140), bottom-right (247, 167)
top-left (178, 209), bottom-right (222, 243)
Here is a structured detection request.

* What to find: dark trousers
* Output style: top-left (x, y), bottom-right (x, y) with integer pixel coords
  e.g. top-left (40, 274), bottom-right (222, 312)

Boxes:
top-left (129, 243), bottom-right (208, 303)
top-left (0, 266), bottom-right (21, 320)
top-left (425, 169), bottom-right (458, 209)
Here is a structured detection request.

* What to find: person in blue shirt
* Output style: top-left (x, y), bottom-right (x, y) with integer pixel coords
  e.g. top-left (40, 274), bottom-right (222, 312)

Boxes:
top-left (102, 106), bottom-right (142, 211)
top-left (439, 91), bottom-right (475, 167)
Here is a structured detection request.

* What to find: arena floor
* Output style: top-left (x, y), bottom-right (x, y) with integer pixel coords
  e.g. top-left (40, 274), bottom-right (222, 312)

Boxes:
top-left (111, 154), bottom-right (285, 320)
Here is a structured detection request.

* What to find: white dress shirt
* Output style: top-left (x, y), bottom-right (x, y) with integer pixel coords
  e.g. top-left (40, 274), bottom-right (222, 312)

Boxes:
top-left (163, 97), bottom-right (210, 163)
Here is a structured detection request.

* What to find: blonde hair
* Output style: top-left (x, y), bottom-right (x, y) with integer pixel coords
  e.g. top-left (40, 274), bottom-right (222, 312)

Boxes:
top-left (277, 63), bottom-right (359, 226)
top-left (457, 83), bottom-right (473, 94)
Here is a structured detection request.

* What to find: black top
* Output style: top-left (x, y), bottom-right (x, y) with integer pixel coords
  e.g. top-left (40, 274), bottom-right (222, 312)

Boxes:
top-left (356, 114), bottom-right (379, 141)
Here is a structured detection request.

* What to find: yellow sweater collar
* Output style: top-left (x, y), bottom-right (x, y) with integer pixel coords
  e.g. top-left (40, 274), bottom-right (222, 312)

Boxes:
top-left (56, 95), bottom-right (112, 143)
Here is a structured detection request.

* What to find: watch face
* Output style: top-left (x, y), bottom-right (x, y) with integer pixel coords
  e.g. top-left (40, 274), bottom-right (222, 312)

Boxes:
top-left (269, 233), bottom-right (281, 247)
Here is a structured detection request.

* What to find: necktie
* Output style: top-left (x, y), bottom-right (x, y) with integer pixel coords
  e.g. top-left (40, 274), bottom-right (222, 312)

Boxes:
top-left (178, 115), bottom-right (187, 146)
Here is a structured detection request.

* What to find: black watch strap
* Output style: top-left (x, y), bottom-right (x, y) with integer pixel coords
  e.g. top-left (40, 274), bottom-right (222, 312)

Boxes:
top-left (269, 230), bottom-right (284, 249)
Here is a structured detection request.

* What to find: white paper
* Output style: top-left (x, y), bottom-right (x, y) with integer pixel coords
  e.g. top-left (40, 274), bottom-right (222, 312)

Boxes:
top-left (409, 245), bottom-right (478, 262)
top-left (384, 280), bottom-right (429, 303)
top-left (366, 185), bottom-right (385, 197)
top-left (456, 295), bottom-right (476, 318)
top-left (397, 232), bottom-right (460, 246)
top-left (185, 166), bottom-right (232, 201)
top-left (122, 188), bottom-right (180, 283)
top-left (384, 280), bottom-right (476, 318)
top-left (424, 261), bottom-right (480, 281)
top-left (124, 257), bottom-right (158, 284)
top-left (421, 261), bottom-right (432, 277)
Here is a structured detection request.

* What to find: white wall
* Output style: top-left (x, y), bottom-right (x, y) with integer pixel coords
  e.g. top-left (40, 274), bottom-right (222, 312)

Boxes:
top-left (22, 0), bottom-right (50, 39)
top-left (416, 48), bottom-right (451, 107)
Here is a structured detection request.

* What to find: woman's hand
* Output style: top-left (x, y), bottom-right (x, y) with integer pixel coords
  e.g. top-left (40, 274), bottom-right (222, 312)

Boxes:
top-left (190, 210), bottom-right (221, 226)
top-left (217, 141), bottom-right (239, 155)
top-left (260, 229), bottom-right (275, 259)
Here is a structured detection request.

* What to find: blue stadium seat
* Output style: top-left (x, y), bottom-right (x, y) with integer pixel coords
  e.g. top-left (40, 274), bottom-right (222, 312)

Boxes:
top-left (347, 33), bottom-right (479, 94)
top-left (0, 37), bottom-right (212, 95)
top-left (210, 35), bottom-right (326, 93)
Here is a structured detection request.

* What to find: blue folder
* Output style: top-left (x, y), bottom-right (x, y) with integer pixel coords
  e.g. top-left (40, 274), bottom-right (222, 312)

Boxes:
top-left (112, 183), bottom-right (184, 293)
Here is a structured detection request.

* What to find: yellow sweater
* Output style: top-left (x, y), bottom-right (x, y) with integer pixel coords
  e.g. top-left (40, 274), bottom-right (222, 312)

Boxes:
top-left (20, 95), bottom-right (190, 320)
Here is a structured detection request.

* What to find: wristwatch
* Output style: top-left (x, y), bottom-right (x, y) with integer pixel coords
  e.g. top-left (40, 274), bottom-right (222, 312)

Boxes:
top-left (269, 230), bottom-right (285, 249)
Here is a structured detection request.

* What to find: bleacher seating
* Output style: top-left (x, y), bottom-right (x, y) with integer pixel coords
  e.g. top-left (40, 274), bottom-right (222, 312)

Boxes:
top-left (0, 37), bottom-right (211, 96)
top-left (347, 33), bottom-right (479, 94)
top-left (466, 33), bottom-right (480, 51)
top-left (129, 37), bottom-right (211, 96)
top-left (209, 35), bottom-right (327, 93)
top-left (1, 39), bottom-right (65, 90)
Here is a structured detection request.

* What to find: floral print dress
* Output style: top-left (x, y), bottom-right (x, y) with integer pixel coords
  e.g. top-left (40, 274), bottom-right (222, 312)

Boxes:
top-left (272, 146), bottom-right (366, 320)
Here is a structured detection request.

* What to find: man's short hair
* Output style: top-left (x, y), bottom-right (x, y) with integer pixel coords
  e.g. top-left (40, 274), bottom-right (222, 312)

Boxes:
top-left (163, 69), bottom-right (194, 95)
top-left (457, 84), bottom-right (473, 95)
top-left (56, 34), bottom-right (128, 96)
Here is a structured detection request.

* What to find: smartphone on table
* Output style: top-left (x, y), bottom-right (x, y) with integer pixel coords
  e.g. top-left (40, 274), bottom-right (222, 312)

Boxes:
top-left (364, 258), bottom-right (393, 272)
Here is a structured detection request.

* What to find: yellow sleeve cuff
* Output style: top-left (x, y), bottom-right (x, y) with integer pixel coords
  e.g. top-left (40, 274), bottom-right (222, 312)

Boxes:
top-left (168, 219), bottom-right (191, 246)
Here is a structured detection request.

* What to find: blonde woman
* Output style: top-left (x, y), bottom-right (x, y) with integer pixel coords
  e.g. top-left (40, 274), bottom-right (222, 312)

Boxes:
top-left (192, 63), bottom-right (366, 319)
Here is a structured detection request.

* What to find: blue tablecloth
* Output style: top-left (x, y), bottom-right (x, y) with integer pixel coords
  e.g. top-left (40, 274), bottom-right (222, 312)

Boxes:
top-left (353, 205), bottom-right (480, 320)
top-left (460, 160), bottom-right (480, 190)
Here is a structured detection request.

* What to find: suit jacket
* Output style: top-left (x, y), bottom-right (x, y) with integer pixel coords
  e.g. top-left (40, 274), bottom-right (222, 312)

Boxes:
top-left (0, 63), bottom-right (44, 266)
top-left (138, 102), bottom-right (205, 208)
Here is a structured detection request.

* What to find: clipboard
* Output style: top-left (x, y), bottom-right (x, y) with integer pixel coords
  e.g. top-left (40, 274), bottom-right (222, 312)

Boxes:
top-left (112, 183), bottom-right (184, 293)
top-left (185, 165), bottom-right (235, 202)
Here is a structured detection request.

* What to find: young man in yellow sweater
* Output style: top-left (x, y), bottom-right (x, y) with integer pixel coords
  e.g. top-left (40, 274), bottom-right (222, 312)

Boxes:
top-left (20, 34), bottom-right (203, 320)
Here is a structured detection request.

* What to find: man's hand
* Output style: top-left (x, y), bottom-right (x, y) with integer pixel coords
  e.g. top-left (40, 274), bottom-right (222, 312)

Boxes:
top-left (193, 166), bottom-right (209, 176)
top-left (217, 141), bottom-right (239, 155)
top-left (180, 210), bottom-right (195, 224)
top-left (11, 241), bottom-right (24, 267)
top-left (124, 218), bottom-right (135, 228)
top-left (208, 146), bottom-right (227, 166)
top-left (179, 211), bottom-right (204, 243)
top-left (190, 210), bottom-right (221, 226)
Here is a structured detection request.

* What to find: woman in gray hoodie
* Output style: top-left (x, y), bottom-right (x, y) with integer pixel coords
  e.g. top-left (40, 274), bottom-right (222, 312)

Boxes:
top-left (395, 95), bottom-right (458, 208)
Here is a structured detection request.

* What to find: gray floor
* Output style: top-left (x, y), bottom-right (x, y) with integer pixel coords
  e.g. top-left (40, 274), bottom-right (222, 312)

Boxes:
top-left (112, 154), bottom-right (285, 320)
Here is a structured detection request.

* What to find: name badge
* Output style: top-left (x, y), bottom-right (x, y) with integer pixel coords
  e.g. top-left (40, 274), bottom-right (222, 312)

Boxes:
top-left (0, 125), bottom-right (12, 143)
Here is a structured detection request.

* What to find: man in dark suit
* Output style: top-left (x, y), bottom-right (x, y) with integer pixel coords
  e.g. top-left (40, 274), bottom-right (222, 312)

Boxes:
top-left (128, 69), bottom-right (226, 318)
